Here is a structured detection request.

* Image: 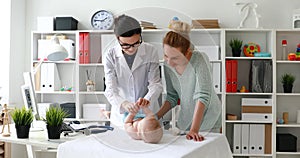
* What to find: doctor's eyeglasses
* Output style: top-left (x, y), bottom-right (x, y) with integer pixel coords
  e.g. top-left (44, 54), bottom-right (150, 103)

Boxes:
top-left (118, 36), bottom-right (143, 49)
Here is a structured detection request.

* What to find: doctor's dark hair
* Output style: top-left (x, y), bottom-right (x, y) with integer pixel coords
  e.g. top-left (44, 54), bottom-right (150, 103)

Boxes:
top-left (114, 14), bottom-right (141, 37)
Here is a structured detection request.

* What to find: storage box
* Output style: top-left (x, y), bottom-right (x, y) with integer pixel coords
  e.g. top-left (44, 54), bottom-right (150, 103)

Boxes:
top-left (276, 133), bottom-right (297, 152)
top-left (241, 98), bottom-right (273, 121)
top-left (60, 102), bottom-right (76, 118)
top-left (83, 104), bottom-right (106, 119)
top-left (37, 16), bottom-right (55, 31)
top-left (242, 98), bottom-right (272, 106)
top-left (242, 113), bottom-right (272, 121)
top-left (55, 17), bottom-right (78, 30)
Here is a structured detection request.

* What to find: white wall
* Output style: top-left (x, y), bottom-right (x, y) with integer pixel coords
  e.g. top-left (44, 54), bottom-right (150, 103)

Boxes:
top-left (0, 0), bottom-right (11, 105)
top-left (7, 0), bottom-right (300, 157)
top-left (23, 0), bottom-right (300, 71)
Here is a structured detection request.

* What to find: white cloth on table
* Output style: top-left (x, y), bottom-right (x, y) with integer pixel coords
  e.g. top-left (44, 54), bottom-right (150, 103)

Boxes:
top-left (57, 126), bottom-right (232, 158)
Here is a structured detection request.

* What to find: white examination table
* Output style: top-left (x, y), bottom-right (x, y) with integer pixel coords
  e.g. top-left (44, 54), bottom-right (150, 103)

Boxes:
top-left (57, 125), bottom-right (232, 158)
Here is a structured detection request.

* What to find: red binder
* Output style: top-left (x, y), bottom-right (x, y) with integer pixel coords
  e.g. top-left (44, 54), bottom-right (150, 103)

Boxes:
top-left (83, 33), bottom-right (90, 64)
top-left (79, 33), bottom-right (84, 64)
top-left (226, 60), bottom-right (232, 92)
top-left (231, 60), bottom-right (238, 92)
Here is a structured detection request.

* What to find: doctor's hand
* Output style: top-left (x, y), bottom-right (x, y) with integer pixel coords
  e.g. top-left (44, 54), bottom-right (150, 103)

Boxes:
top-left (186, 130), bottom-right (205, 142)
top-left (121, 101), bottom-right (139, 114)
top-left (135, 98), bottom-right (150, 107)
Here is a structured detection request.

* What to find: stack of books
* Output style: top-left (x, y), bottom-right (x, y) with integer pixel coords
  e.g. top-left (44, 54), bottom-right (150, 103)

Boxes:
top-left (192, 19), bottom-right (220, 29)
top-left (140, 20), bottom-right (157, 29)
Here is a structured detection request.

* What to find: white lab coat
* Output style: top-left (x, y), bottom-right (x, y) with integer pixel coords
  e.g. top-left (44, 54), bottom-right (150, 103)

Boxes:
top-left (104, 43), bottom-right (163, 126)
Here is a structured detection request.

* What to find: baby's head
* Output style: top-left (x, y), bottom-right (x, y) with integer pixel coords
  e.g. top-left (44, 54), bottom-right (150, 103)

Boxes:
top-left (138, 116), bottom-right (163, 143)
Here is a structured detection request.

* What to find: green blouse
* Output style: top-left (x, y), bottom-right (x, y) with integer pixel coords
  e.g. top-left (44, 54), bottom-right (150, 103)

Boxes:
top-left (164, 51), bottom-right (221, 132)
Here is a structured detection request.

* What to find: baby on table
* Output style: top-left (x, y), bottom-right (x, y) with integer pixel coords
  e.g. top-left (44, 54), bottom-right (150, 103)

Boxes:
top-left (124, 99), bottom-right (163, 143)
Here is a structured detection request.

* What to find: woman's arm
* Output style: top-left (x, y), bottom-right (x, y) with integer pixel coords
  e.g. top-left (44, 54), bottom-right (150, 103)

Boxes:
top-left (156, 101), bottom-right (172, 119)
top-left (186, 100), bottom-right (205, 141)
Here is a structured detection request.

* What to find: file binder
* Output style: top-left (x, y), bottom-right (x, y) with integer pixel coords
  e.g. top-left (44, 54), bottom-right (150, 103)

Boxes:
top-left (83, 32), bottom-right (90, 64)
top-left (40, 63), bottom-right (61, 91)
top-left (233, 124), bottom-right (242, 154)
top-left (249, 124), bottom-right (265, 154)
top-left (241, 124), bottom-right (249, 154)
top-left (211, 63), bottom-right (221, 93)
top-left (79, 33), bottom-right (84, 64)
top-left (231, 60), bottom-right (238, 92)
top-left (265, 124), bottom-right (272, 154)
top-left (226, 60), bottom-right (232, 92)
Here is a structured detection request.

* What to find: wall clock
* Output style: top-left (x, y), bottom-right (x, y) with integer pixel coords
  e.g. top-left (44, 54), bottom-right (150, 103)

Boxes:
top-left (91, 10), bottom-right (114, 30)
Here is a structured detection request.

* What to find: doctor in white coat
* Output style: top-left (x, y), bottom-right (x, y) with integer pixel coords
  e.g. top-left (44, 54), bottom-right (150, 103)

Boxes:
top-left (104, 15), bottom-right (163, 126)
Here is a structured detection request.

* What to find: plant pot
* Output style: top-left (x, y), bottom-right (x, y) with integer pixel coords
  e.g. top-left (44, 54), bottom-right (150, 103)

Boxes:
top-left (47, 125), bottom-right (62, 139)
top-left (15, 125), bottom-right (30, 139)
top-left (232, 48), bottom-right (241, 57)
top-left (283, 84), bottom-right (293, 93)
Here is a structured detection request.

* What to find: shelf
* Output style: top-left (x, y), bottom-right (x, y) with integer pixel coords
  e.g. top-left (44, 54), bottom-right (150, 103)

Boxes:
top-left (79, 63), bottom-right (104, 66)
top-left (32, 30), bottom-right (77, 34)
top-left (36, 91), bottom-right (75, 94)
top-left (226, 92), bottom-right (272, 96)
top-left (79, 91), bottom-right (105, 95)
top-left (226, 120), bottom-right (273, 124)
top-left (276, 122), bottom-right (300, 127)
top-left (210, 60), bottom-right (222, 63)
top-left (225, 57), bottom-right (272, 60)
top-left (276, 93), bottom-right (300, 96)
top-left (233, 153), bottom-right (273, 157)
top-left (277, 151), bottom-right (300, 155)
top-left (277, 60), bottom-right (300, 64)
top-left (32, 60), bottom-right (76, 64)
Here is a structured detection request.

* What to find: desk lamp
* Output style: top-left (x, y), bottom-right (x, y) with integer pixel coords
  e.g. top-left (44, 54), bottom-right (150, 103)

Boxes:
top-left (21, 34), bottom-right (68, 131)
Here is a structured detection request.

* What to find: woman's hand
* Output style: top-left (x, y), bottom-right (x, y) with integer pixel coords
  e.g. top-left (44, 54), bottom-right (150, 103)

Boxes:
top-left (186, 130), bottom-right (204, 141)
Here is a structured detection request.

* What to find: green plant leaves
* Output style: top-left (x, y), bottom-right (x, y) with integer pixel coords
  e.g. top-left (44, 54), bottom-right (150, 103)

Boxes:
top-left (281, 73), bottom-right (295, 85)
top-left (229, 38), bottom-right (243, 49)
top-left (10, 106), bottom-right (34, 126)
top-left (45, 106), bottom-right (69, 126)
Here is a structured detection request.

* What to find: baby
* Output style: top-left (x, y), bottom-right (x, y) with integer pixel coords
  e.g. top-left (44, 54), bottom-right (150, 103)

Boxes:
top-left (124, 105), bottom-right (163, 144)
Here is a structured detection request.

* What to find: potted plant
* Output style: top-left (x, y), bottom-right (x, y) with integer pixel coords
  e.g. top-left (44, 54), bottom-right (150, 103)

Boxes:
top-left (280, 73), bottom-right (296, 93)
top-left (10, 106), bottom-right (34, 138)
top-left (45, 106), bottom-right (69, 139)
top-left (229, 38), bottom-right (243, 57)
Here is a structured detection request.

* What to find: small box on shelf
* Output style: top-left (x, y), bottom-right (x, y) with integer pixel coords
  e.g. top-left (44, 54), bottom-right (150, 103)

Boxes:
top-left (55, 17), bottom-right (78, 30)
top-left (276, 133), bottom-right (297, 152)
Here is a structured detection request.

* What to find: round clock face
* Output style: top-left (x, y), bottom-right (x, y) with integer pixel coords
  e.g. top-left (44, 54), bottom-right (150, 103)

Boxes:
top-left (91, 10), bottom-right (114, 30)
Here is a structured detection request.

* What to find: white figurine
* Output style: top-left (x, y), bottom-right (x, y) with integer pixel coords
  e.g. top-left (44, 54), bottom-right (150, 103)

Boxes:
top-left (236, 2), bottom-right (261, 29)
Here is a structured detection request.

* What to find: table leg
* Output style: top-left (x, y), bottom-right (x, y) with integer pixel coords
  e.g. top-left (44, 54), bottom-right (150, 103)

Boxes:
top-left (26, 145), bottom-right (36, 158)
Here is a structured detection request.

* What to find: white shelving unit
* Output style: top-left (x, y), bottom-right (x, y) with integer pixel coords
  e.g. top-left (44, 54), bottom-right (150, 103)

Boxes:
top-left (275, 30), bottom-right (300, 158)
top-left (223, 29), bottom-right (275, 157)
top-left (31, 29), bottom-right (300, 158)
